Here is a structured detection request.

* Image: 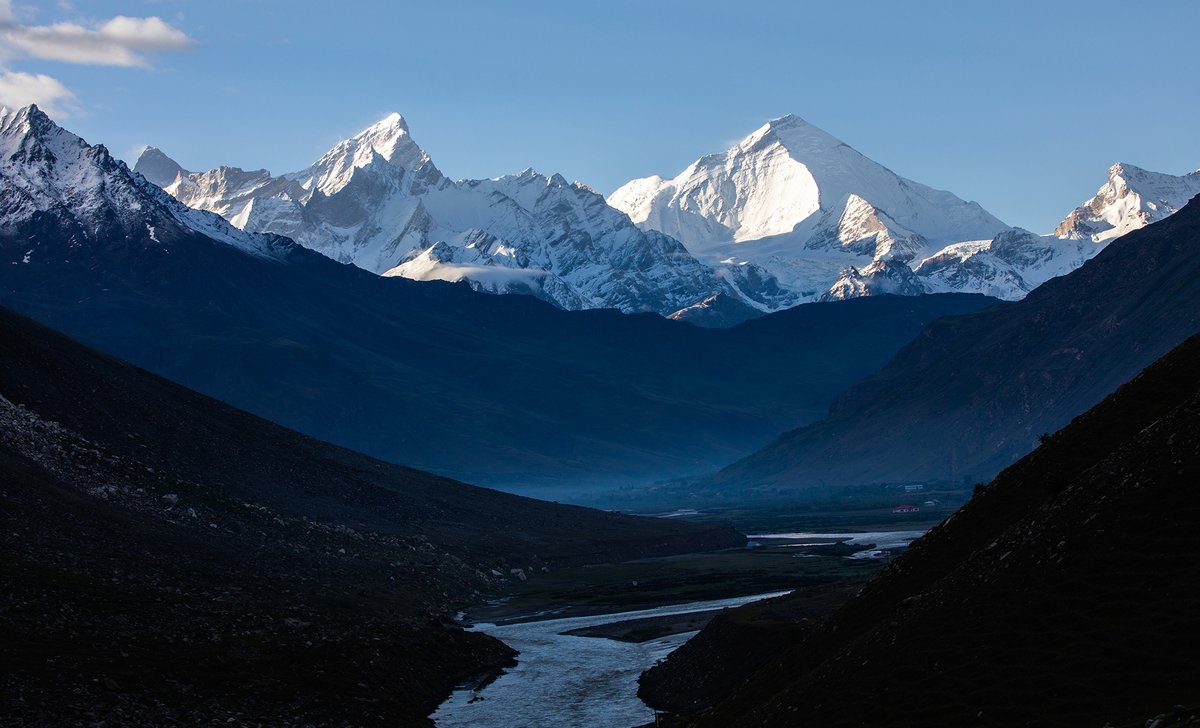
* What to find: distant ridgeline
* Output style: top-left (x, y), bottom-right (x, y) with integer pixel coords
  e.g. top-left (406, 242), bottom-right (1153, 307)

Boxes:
top-left (143, 111), bottom-right (1199, 321)
top-left (0, 105), bottom-right (994, 496)
top-left (1, 104), bottom-right (1196, 499)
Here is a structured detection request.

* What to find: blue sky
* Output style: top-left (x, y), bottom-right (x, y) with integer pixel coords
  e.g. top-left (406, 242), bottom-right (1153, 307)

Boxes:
top-left (2, 0), bottom-right (1199, 232)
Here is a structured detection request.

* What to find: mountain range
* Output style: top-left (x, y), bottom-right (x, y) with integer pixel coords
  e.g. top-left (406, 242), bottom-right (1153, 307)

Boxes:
top-left (140, 112), bottom-right (1198, 320)
top-left (5, 103), bottom-right (1198, 501)
top-left (4, 92), bottom-right (1200, 725)
top-left (0, 105), bottom-right (996, 496)
top-left (612, 115), bottom-right (1200, 305)
top-left (135, 114), bottom-right (736, 318)
top-left (698, 190), bottom-right (1200, 496)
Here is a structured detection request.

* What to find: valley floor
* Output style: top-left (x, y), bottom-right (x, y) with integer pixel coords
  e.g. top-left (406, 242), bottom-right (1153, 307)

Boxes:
top-left (430, 512), bottom-right (933, 726)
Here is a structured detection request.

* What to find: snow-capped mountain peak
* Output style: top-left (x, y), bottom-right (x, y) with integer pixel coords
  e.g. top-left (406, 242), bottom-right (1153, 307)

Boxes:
top-left (747, 113), bottom-right (845, 155)
top-left (132, 107), bottom-right (1200, 318)
top-left (609, 116), bottom-right (1200, 307)
top-left (2, 104), bottom-right (154, 218)
top-left (134, 145), bottom-right (189, 187)
top-left (142, 114), bottom-right (730, 315)
top-left (293, 112), bottom-right (438, 197)
top-left (608, 114), bottom-right (1010, 304)
top-left (1055, 161), bottom-right (1200, 242)
top-left (821, 258), bottom-right (928, 301)
top-left (331, 112), bottom-right (415, 165)
top-left (1, 105), bottom-right (285, 261)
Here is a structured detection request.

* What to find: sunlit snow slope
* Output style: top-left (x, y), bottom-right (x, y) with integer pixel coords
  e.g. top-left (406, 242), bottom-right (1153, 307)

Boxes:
top-left (140, 116), bottom-right (729, 316)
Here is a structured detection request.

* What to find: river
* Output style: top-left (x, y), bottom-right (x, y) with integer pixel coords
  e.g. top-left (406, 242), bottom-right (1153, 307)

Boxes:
top-left (432, 528), bottom-right (928, 726)
top-left (431, 590), bottom-right (790, 727)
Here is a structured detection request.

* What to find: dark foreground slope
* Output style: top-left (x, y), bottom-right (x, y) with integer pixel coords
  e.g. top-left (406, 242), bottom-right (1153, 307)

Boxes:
top-left (0, 305), bottom-right (739, 726)
top-left (646, 332), bottom-right (1200, 727)
top-left (0, 106), bottom-right (997, 494)
top-left (708, 195), bottom-right (1200, 493)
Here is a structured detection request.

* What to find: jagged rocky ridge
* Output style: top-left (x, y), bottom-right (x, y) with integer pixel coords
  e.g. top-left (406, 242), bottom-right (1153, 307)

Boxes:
top-left (644, 330), bottom-right (1200, 727)
top-left (611, 115), bottom-right (1197, 304)
top-left (0, 105), bottom-right (998, 493)
top-left (0, 105), bottom-right (288, 261)
top-left (137, 114), bottom-right (739, 317)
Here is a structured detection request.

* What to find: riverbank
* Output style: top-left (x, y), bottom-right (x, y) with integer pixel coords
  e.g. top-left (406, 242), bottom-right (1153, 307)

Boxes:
top-left (561, 608), bottom-right (724, 642)
top-left (464, 535), bottom-right (892, 628)
top-left (433, 591), bottom-right (792, 727)
top-left (434, 526), bottom-right (931, 725)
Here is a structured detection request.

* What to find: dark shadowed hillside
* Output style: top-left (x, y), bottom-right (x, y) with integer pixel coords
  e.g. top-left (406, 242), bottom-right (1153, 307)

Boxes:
top-left (0, 304), bottom-right (741, 725)
top-left (707, 194), bottom-right (1200, 493)
top-left (645, 331), bottom-right (1200, 727)
top-left (0, 105), bottom-right (997, 496)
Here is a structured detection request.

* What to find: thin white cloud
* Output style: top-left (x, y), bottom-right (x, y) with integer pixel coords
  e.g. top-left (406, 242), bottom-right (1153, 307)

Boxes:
top-left (0, 68), bottom-right (75, 116)
top-left (0, 3), bottom-right (192, 68)
top-left (0, 2), bottom-right (191, 118)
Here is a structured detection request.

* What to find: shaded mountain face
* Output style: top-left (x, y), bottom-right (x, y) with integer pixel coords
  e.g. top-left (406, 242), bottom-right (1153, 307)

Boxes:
top-left (130, 145), bottom-right (187, 187)
top-left (649, 331), bottom-right (1200, 727)
top-left (0, 105), bottom-right (998, 496)
top-left (137, 114), bottom-right (731, 316)
top-left (611, 116), bottom-right (1196, 305)
top-left (0, 302), bottom-right (742, 725)
top-left (705, 193), bottom-right (1200, 494)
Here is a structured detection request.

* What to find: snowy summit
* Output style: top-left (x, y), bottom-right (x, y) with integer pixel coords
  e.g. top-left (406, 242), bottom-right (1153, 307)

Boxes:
top-left (135, 111), bottom-right (1200, 316)
top-left (138, 115), bottom-right (729, 316)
